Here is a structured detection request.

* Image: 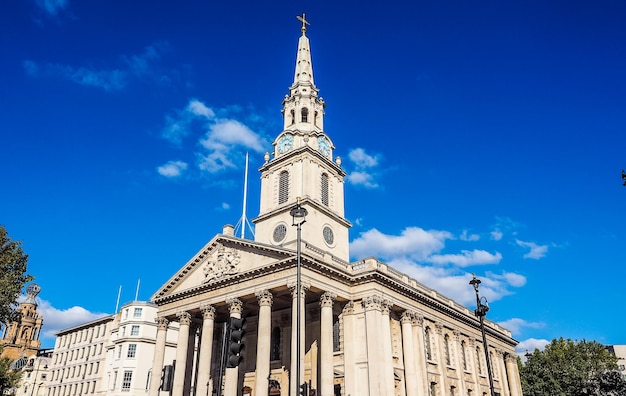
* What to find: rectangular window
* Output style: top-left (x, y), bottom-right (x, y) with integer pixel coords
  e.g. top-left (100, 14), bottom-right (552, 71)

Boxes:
top-left (112, 371), bottom-right (118, 390)
top-left (130, 325), bottom-right (140, 336)
top-left (117, 345), bottom-right (122, 359)
top-left (133, 308), bottom-right (142, 318)
top-left (127, 344), bottom-right (137, 358)
top-left (121, 371), bottom-right (132, 392)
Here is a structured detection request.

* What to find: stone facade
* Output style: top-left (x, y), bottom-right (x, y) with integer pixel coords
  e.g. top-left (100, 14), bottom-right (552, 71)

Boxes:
top-left (147, 19), bottom-right (523, 396)
top-left (1, 283), bottom-right (43, 361)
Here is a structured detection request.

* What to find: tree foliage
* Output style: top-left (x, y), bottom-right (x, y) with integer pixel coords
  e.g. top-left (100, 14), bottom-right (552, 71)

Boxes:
top-left (0, 225), bottom-right (33, 324)
top-left (520, 338), bottom-right (626, 396)
top-left (0, 346), bottom-right (23, 394)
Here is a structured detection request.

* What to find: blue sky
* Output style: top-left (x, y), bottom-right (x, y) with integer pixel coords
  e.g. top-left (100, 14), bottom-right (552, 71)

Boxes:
top-left (2, 1), bottom-right (625, 352)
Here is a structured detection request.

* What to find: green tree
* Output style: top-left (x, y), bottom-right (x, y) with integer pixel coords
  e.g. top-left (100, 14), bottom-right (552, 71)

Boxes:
top-left (0, 346), bottom-right (23, 394)
top-left (0, 225), bottom-right (33, 324)
top-left (520, 338), bottom-right (626, 396)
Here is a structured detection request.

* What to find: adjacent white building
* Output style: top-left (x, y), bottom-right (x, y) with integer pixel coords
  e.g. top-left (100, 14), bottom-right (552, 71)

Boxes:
top-left (46, 301), bottom-right (178, 396)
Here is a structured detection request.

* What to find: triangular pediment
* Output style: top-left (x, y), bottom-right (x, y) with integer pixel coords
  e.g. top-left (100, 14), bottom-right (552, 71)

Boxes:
top-left (150, 233), bottom-right (295, 302)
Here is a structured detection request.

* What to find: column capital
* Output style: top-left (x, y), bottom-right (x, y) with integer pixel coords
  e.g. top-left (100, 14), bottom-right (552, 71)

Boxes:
top-left (505, 353), bottom-right (518, 364)
top-left (176, 311), bottom-right (192, 326)
top-left (361, 295), bottom-right (382, 311)
top-left (412, 313), bottom-right (424, 327)
top-left (288, 283), bottom-right (309, 298)
top-left (256, 290), bottom-right (273, 307)
top-left (342, 301), bottom-right (355, 315)
top-left (453, 329), bottom-right (461, 341)
top-left (320, 291), bottom-right (336, 308)
top-left (381, 299), bottom-right (392, 316)
top-left (435, 321), bottom-right (444, 334)
top-left (400, 310), bottom-right (413, 324)
top-left (200, 304), bottom-right (216, 320)
top-left (226, 298), bottom-right (243, 315)
top-left (156, 317), bottom-right (169, 330)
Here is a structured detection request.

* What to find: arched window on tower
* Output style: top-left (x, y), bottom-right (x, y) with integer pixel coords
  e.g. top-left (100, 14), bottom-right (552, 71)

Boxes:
top-left (279, 171), bottom-right (289, 205)
top-left (271, 327), bottom-right (281, 361)
top-left (290, 109), bottom-right (295, 125)
top-left (314, 111), bottom-right (318, 127)
top-left (321, 173), bottom-right (329, 206)
top-left (301, 107), bottom-right (308, 123)
top-left (424, 326), bottom-right (432, 360)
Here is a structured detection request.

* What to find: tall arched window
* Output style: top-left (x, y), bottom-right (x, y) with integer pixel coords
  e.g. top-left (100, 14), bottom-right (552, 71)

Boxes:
top-left (444, 334), bottom-right (451, 365)
top-left (424, 327), bottom-right (432, 360)
top-left (301, 107), bottom-right (309, 123)
top-left (314, 111), bottom-right (318, 127)
top-left (321, 173), bottom-right (329, 206)
top-left (279, 171), bottom-right (289, 204)
top-left (290, 109), bottom-right (295, 125)
top-left (461, 340), bottom-right (467, 370)
top-left (476, 346), bottom-right (483, 374)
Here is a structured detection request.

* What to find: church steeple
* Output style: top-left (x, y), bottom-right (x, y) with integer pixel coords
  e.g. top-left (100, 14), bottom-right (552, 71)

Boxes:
top-left (253, 15), bottom-right (351, 262)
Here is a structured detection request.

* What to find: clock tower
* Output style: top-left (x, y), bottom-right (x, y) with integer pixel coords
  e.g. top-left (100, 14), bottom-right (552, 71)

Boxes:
top-left (253, 15), bottom-right (351, 261)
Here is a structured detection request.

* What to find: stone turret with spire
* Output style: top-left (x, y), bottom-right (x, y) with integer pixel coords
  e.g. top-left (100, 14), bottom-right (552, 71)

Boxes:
top-left (253, 14), bottom-right (351, 262)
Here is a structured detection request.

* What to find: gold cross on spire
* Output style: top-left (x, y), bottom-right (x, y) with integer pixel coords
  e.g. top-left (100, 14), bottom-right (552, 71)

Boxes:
top-left (296, 13), bottom-right (310, 33)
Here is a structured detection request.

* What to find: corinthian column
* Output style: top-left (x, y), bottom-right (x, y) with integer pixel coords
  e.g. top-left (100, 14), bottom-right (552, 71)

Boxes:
top-left (381, 300), bottom-right (394, 396)
top-left (362, 295), bottom-right (384, 395)
top-left (148, 317), bottom-right (169, 396)
top-left (255, 290), bottom-right (273, 396)
top-left (224, 298), bottom-right (243, 396)
top-left (319, 292), bottom-right (336, 396)
top-left (401, 311), bottom-right (418, 396)
top-left (505, 353), bottom-right (522, 396)
top-left (289, 284), bottom-right (307, 395)
top-left (196, 305), bottom-right (216, 396)
top-left (172, 312), bottom-right (192, 396)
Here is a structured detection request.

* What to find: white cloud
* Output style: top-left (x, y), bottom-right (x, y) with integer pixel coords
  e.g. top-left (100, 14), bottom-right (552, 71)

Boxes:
top-left (188, 100), bottom-right (215, 118)
top-left (349, 148), bottom-right (379, 168)
top-left (23, 43), bottom-right (173, 92)
top-left (350, 226), bottom-right (524, 303)
top-left (220, 202), bottom-right (230, 210)
top-left (346, 148), bottom-right (381, 188)
top-left (157, 161), bottom-right (188, 177)
top-left (350, 227), bottom-right (453, 261)
top-left (516, 239), bottom-right (548, 259)
top-left (346, 171), bottom-right (378, 188)
top-left (515, 338), bottom-right (550, 356)
top-left (37, 299), bottom-right (109, 340)
top-left (428, 249), bottom-right (502, 267)
top-left (490, 230), bottom-right (503, 240)
top-left (34, 0), bottom-right (69, 16)
top-left (160, 99), bottom-right (267, 175)
top-left (460, 230), bottom-right (480, 241)
top-left (498, 318), bottom-right (545, 335)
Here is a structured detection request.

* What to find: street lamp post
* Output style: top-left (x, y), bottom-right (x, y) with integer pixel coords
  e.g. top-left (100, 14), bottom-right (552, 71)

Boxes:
top-left (290, 198), bottom-right (307, 396)
top-left (469, 273), bottom-right (496, 396)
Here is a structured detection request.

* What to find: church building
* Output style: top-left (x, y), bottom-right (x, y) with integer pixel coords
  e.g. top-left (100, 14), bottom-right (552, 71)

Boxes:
top-left (1, 283), bottom-right (43, 361)
top-left (147, 18), bottom-right (523, 396)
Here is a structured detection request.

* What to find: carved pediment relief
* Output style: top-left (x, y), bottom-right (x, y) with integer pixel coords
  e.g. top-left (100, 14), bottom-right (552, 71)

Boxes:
top-left (203, 244), bottom-right (241, 283)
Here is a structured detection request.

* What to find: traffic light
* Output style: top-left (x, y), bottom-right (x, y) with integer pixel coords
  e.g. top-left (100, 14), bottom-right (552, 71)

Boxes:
top-left (299, 382), bottom-right (308, 396)
top-left (226, 317), bottom-right (246, 368)
top-left (309, 388), bottom-right (317, 396)
top-left (160, 365), bottom-right (173, 391)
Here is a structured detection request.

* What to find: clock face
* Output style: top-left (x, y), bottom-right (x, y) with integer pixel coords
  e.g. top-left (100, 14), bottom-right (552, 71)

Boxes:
top-left (323, 226), bottom-right (334, 245)
top-left (273, 224), bottom-right (287, 243)
top-left (277, 134), bottom-right (294, 154)
top-left (317, 137), bottom-right (330, 157)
